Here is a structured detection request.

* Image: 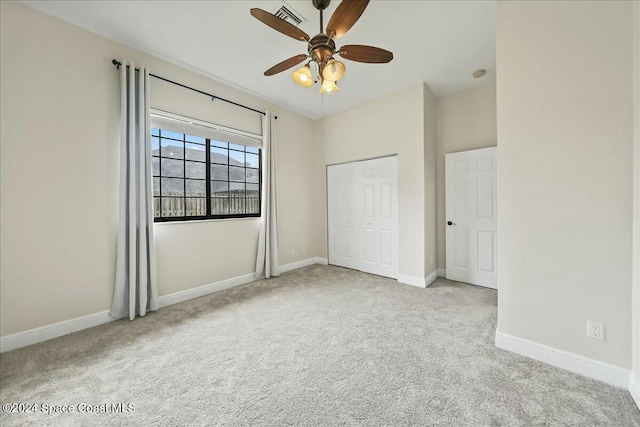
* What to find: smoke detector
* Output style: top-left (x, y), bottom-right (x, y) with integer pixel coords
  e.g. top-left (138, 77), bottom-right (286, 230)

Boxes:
top-left (473, 69), bottom-right (486, 78)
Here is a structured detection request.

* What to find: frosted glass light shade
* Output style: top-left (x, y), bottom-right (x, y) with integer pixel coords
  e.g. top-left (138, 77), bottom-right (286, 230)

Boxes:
top-left (322, 59), bottom-right (346, 81)
top-left (319, 79), bottom-right (339, 94)
top-left (292, 65), bottom-right (313, 87)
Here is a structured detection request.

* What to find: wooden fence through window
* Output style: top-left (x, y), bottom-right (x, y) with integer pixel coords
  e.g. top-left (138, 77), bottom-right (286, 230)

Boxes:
top-left (153, 192), bottom-right (259, 217)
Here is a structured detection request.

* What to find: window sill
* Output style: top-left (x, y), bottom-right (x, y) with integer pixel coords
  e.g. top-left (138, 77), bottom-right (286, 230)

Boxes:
top-left (153, 217), bottom-right (261, 226)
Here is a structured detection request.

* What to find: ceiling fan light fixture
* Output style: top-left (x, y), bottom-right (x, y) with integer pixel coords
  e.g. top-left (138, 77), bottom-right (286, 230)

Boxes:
top-left (292, 64), bottom-right (313, 87)
top-left (322, 59), bottom-right (346, 81)
top-left (319, 79), bottom-right (339, 94)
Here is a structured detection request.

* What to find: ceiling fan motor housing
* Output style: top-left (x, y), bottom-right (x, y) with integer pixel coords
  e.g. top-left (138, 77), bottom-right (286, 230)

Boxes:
top-left (312, 0), bottom-right (331, 11)
top-left (308, 34), bottom-right (336, 64)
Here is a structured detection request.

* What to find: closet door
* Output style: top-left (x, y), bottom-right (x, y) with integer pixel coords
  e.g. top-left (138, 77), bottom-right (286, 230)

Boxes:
top-left (328, 163), bottom-right (362, 270)
top-left (327, 156), bottom-right (398, 279)
top-left (360, 157), bottom-right (398, 278)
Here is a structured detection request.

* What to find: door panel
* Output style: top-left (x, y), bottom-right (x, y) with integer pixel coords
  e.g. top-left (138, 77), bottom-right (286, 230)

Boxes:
top-left (477, 231), bottom-right (495, 272)
top-left (445, 147), bottom-right (497, 288)
top-left (454, 229), bottom-right (470, 268)
top-left (454, 182), bottom-right (468, 217)
top-left (380, 231), bottom-right (393, 266)
top-left (477, 178), bottom-right (494, 218)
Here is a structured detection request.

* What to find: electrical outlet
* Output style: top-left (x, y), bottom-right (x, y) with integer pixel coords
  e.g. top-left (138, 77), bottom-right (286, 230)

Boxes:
top-left (587, 321), bottom-right (604, 340)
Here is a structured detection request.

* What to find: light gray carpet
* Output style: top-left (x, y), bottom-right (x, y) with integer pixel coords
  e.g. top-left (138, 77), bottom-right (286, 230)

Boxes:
top-left (1, 265), bottom-right (638, 426)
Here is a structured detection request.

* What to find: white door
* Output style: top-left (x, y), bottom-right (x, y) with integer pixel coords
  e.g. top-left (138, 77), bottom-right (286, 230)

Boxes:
top-left (328, 156), bottom-right (398, 279)
top-left (327, 163), bottom-right (362, 271)
top-left (445, 147), bottom-right (497, 288)
top-left (360, 157), bottom-right (398, 278)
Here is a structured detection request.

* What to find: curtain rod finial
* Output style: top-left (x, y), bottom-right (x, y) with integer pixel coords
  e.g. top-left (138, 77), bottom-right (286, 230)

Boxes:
top-left (112, 59), bottom-right (121, 69)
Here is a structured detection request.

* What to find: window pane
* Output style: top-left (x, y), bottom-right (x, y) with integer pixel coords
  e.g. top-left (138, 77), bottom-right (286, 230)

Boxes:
top-left (246, 183), bottom-right (260, 214)
top-left (152, 128), bottom-right (160, 136)
top-left (245, 153), bottom-right (259, 168)
top-left (161, 158), bottom-right (184, 178)
top-left (230, 182), bottom-right (245, 193)
top-left (246, 168), bottom-right (259, 183)
top-left (186, 179), bottom-right (206, 196)
top-left (229, 166), bottom-right (245, 182)
top-left (151, 137), bottom-right (160, 152)
top-left (161, 130), bottom-right (183, 140)
top-left (245, 184), bottom-right (260, 213)
top-left (211, 164), bottom-right (228, 180)
top-left (186, 161), bottom-right (205, 179)
top-left (161, 178), bottom-right (184, 196)
top-left (229, 143), bottom-right (245, 151)
top-left (153, 177), bottom-right (160, 196)
top-left (161, 197), bottom-right (185, 217)
top-left (185, 134), bottom-right (205, 144)
top-left (210, 146), bottom-right (228, 164)
top-left (229, 194), bottom-right (245, 214)
top-left (185, 143), bottom-right (205, 161)
top-left (246, 146), bottom-right (259, 154)
top-left (229, 150), bottom-right (244, 165)
top-left (211, 181), bottom-right (229, 195)
top-left (161, 139), bottom-right (183, 159)
top-left (153, 197), bottom-right (160, 217)
top-left (246, 183), bottom-right (259, 196)
top-left (185, 198), bottom-right (207, 216)
top-left (152, 157), bottom-right (160, 176)
top-left (211, 197), bottom-right (229, 215)
top-left (211, 140), bottom-right (228, 149)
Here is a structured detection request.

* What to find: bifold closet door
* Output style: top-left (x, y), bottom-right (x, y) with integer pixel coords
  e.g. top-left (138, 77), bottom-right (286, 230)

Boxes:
top-left (327, 156), bottom-right (398, 279)
top-left (327, 162), bottom-right (362, 271)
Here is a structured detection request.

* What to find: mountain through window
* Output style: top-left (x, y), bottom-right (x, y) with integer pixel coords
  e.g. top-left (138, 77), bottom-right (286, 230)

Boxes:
top-left (151, 127), bottom-right (261, 221)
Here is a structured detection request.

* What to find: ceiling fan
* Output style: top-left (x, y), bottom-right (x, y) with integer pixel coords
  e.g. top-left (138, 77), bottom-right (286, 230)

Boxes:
top-left (250, 0), bottom-right (393, 94)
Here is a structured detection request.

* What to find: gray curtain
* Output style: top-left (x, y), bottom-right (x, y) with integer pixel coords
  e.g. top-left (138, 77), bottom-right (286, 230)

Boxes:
top-left (255, 112), bottom-right (279, 278)
top-left (110, 60), bottom-right (159, 320)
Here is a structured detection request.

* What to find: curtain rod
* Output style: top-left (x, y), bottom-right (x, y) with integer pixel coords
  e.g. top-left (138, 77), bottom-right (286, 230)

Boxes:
top-left (112, 59), bottom-right (268, 117)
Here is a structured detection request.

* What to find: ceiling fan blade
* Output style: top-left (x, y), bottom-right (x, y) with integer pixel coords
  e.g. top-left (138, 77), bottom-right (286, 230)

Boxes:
top-left (338, 44), bottom-right (393, 63)
top-left (264, 54), bottom-right (309, 76)
top-left (250, 8), bottom-right (310, 42)
top-left (326, 0), bottom-right (370, 39)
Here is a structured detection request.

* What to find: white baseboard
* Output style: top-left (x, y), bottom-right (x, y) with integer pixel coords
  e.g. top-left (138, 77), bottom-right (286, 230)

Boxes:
top-left (438, 268), bottom-right (446, 278)
top-left (158, 272), bottom-right (259, 309)
top-left (280, 257), bottom-right (328, 273)
top-left (630, 372), bottom-right (640, 410)
top-left (397, 270), bottom-right (439, 288)
top-left (0, 257), bottom-right (326, 353)
top-left (495, 331), bottom-right (629, 389)
top-left (0, 311), bottom-right (113, 353)
top-left (425, 270), bottom-right (439, 287)
top-left (397, 274), bottom-right (425, 288)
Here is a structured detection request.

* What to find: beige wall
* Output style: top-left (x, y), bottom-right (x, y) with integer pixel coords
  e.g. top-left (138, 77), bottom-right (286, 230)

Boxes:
top-left (496, 0), bottom-right (634, 368)
top-left (632, 0), bottom-right (640, 403)
top-left (436, 84), bottom-right (497, 271)
top-left (0, 2), bottom-right (322, 336)
top-left (317, 84), bottom-right (432, 280)
top-left (423, 84), bottom-right (438, 277)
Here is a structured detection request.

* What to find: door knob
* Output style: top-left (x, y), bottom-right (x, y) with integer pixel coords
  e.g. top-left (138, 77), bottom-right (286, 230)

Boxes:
top-left (447, 221), bottom-right (456, 226)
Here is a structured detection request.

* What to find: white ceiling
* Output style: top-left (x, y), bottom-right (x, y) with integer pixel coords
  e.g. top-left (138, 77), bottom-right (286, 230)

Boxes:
top-left (21, 0), bottom-right (496, 119)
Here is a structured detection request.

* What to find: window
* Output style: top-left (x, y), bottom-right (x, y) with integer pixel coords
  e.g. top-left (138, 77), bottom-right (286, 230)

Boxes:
top-left (151, 118), bottom-right (261, 221)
